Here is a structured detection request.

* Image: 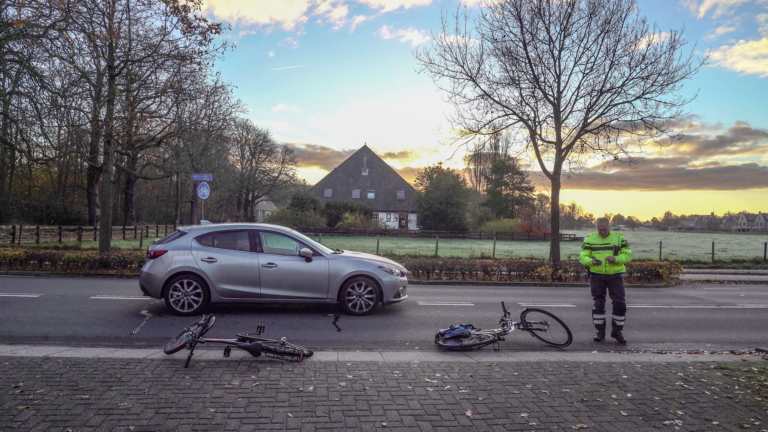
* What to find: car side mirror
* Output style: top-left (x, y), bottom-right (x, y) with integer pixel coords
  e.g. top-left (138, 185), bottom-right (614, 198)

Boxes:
top-left (299, 248), bottom-right (313, 262)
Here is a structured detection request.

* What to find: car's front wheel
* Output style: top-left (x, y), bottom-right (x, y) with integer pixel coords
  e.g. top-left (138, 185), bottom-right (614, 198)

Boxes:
top-left (340, 276), bottom-right (379, 316)
top-left (164, 274), bottom-right (209, 316)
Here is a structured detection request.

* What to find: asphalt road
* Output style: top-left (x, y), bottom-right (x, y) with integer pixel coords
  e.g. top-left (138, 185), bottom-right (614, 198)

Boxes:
top-left (0, 275), bottom-right (766, 352)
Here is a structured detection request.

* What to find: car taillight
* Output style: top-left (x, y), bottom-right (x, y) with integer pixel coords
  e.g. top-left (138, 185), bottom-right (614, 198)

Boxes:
top-left (147, 250), bottom-right (168, 259)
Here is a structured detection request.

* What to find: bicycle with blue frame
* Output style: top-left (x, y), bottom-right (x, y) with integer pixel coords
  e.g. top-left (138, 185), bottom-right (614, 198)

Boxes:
top-left (435, 302), bottom-right (572, 350)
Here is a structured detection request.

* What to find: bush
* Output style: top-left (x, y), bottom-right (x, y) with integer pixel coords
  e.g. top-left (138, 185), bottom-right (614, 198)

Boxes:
top-left (336, 211), bottom-right (385, 230)
top-left (0, 248), bottom-right (145, 272)
top-left (479, 218), bottom-right (519, 233)
top-left (398, 257), bottom-right (681, 283)
top-left (323, 200), bottom-right (372, 228)
top-left (264, 208), bottom-right (326, 228)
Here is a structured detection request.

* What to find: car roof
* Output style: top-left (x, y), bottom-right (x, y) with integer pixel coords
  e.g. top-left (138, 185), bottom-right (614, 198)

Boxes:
top-left (185, 223), bottom-right (296, 235)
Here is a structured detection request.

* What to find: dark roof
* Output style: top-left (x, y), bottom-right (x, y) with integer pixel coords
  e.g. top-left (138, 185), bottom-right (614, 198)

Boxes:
top-left (311, 145), bottom-right (417, 212)
top-left (742, 213), bottom-right (758, 222)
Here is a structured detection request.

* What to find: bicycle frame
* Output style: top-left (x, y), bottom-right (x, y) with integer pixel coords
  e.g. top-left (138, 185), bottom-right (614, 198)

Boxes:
top-left (177, 315), bottom-right (265, 368)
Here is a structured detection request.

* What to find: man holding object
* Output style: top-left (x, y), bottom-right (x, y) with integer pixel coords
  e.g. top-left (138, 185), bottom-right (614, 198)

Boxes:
top-left (579, 217), bottom-right (632, 344)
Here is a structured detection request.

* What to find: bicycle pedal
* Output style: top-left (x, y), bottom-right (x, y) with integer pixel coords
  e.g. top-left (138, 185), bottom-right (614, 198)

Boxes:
top-left (223, 346), bottom-right (231, 357)
top-left (493, 342), bottom-right (500, 350)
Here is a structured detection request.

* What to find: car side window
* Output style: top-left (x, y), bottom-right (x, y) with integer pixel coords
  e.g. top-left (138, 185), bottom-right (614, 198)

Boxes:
top-left (195, 231), bottom-right (250, 252)
top-left (259, 232), bottom-right (302, 256)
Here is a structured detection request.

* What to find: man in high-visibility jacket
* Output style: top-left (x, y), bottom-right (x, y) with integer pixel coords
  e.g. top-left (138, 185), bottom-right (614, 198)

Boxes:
top-left (579, 217), bottom-right (632, 344)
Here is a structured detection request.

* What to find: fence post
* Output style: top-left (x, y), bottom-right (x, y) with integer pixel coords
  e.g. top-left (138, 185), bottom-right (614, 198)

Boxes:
top-left (77, 227), bottom-right (83, 244)
top-left (165, 224), bottom-right (168, 236)
top-left (35, 226), bottom-right (40, 244)
top-left (93, 226), bottom-right (97, 241)
top-left (58, 226), bottom-right (62, 243)
top-left (712, 241), bottom-right (715, 263)
top-left (764, 242), bottom-right (767, 262)
top-left (435, 235), bottom-right (439, 257)
top-left (122, 225), bottom-right (126, 240)
top-left (376, 235), bottom-right (380, 255)
top-left (493, 233), bottom-right (497, 259)
top-left (173, 222), bottom-right (176, 231)
top-left (659, 240), bottom-right (662, 261)
top-left (18, 225), bottom-right (22, 246)
top-left (11, 225), bottom-right (15, 244)
top-left (319, 233), bottom-right (322, 244)
top-left (155, 225), bottom-right (159, 237)
top-left (139, 230), bottom-right (144, 250)
top-left (134, 225), bottom-right (137, 239)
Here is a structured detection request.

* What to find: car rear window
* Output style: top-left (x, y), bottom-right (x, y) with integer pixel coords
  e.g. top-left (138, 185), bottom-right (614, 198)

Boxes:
top-left (154, 230), bottom-right (188, 245)
top-left (195, 231), bottom-right (250, 252)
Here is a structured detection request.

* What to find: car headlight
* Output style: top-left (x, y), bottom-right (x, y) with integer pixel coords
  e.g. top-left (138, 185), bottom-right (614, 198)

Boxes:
top-left (378, 266), bottom-right (404, 277)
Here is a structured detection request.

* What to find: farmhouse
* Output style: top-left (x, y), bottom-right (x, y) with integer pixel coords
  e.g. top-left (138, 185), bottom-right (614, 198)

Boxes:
top-left (311, 145), bottom-right (418, 230)
top-left (733, 212), bottom-right (767, 232)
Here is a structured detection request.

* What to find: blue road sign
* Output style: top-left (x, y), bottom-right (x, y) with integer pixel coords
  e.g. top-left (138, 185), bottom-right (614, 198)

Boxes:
top-left (197, 182), bottom-right (211, 200)
top-left (191, 174), bottom-right (212, 182)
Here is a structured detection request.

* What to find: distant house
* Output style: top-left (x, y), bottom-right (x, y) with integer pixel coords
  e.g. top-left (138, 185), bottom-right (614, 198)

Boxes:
top-left (734, 212), bottom-right (761, 232)
top-left (669, 221), bottom-right (696, 231)
top-left (721, 215), bottom-right (739, 232)
top-left (695, 212), bottom-right (722, 231)
top-left (254, 200), bottom-right (277, 222)
top-left (311, 145), bottom-right (418, 230)
top-left (756, 212), bottom-right (767, 231)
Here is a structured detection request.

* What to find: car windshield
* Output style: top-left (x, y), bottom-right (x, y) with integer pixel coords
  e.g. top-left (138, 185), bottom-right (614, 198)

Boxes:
top-left (289, 229), bottom-right (336, 254)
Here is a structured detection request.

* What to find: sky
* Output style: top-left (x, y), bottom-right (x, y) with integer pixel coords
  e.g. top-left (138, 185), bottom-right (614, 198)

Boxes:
top-left (200, 0), bottom-right (768, 221)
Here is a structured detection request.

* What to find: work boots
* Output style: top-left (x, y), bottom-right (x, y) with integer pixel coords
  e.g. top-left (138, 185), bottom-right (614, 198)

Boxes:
top-left (611, 324), bottom-right (627, 344)
top-left (593, 324), bottom-right (606, 342)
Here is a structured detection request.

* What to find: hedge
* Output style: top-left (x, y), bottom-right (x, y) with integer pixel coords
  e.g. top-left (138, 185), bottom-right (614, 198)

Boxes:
top-left (398, 257), bottom-right (683, 283)
top-left (0, 248), bottom-right (146, 272)
top-left (0, 247), bottom-right (682, 283)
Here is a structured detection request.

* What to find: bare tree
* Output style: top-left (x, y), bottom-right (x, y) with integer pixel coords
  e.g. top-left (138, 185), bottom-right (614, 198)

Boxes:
top-left (415, 0), bottom-right (706, 262)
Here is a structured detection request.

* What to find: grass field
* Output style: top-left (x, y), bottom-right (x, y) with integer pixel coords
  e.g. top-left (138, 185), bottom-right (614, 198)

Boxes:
top-left (12, 229), bottom-right (768, 262)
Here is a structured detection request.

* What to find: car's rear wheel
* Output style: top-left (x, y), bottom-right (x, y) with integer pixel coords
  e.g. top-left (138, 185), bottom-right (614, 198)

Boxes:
top-left (164, 274), bottom-right (209, 316)
top-left (340, 276), bottom-right (379, 316)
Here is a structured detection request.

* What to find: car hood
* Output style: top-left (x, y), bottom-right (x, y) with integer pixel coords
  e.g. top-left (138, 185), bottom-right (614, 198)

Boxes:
top-left (332, 250), bottom-right (407, 271)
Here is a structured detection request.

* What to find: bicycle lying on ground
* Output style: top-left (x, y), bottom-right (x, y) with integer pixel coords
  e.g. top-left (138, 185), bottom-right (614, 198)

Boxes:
top-left (435, 302), bottom-right (572, 350)
top-left (164, 314), bottom-right (313, 368)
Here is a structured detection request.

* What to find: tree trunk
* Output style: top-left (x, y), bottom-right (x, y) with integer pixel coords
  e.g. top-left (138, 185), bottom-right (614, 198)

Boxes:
top-left (86, 76), bottom-right (104, 226)
top-left (549, 178), bottom-right (562, 264)
top-left (98, 38), bottom-right (117, 252)
top-left (189, 181), bottom-right (197, 225)
top-left (123, 155), bottom-right (137, 226)
top-left (174, 172), bottom-right (180, 225)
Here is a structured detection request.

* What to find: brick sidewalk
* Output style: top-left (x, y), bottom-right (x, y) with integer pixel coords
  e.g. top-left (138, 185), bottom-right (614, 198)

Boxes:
top-left (2, 356), bottom-right (766, 432)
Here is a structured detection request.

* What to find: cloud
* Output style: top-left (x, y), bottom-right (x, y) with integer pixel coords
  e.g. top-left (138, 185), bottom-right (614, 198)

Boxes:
top-left (710, 37), bottom-right (768, 77)
top-left (202, 0), bottom-right (436, 32)
top-left (268, 50), bottom-right (275, 57)
top-left (682, 0), bottom-right (752, 19)
top-left (269, 64), bottom-right (307, 70)
top-left (530, 121), bottom-right (768, 191)
top-left (285, 143), bottom-right (357, 170)
top-left (271, 103), bottom-right (304, 114)
top-left (704, 23), bottom-right (739, 39)
top-left (278, 37), bottom-right (300, 49)
top-left (377, 25), bottom-right (431, 46)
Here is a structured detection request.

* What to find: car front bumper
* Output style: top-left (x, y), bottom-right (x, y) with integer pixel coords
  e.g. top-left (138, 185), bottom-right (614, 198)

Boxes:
top-left (382, 276), bottom-right (409, 305)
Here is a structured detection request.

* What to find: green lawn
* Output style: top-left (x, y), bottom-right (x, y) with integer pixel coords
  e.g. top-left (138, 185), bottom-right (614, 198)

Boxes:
top-left (14, 228), bottom-right (768, 262)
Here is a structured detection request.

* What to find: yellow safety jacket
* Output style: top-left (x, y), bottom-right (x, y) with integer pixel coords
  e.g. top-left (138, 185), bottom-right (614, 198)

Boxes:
top-left (579, 231), bottom-right (632, 275)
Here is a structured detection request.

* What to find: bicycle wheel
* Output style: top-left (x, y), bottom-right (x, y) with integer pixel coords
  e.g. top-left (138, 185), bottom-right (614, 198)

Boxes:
top-left (520, 308), bottom-right (572, 347)
top-left (164, 316), bottom-right (206, 354)
top-left (164, 329), bottom-right (194, 354)
top-left (258, 340), bottom-right (313, 361)
top-left (436, 333), bottom-right (496, 350)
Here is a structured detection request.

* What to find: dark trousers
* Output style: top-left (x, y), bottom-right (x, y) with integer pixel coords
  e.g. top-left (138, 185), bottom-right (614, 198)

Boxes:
top-left (590, 273), bottom-right (626, 331)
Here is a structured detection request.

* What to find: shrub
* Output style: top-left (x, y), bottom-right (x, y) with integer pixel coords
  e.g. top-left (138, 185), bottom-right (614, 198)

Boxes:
top-left (323, 200), bottom-right (372, 228)
top-left (264, 208), bottom-right (326, 228)
top-left (479, 218), bottom-right (519, 234)
top-left (336, 211), bottom-right (385, 230)
top-left (398, 256), bottom-right (680, 283)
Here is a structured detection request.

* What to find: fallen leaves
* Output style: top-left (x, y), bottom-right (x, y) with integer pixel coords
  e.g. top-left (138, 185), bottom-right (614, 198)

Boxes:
top-left (571, 424), bottom-right (588, 429)
top-left (520, 412), bottom-right (530, 418)
top-left (661, 420), bottom-right (683, 426)
top-left (620, 410), bottom-right (627, 416)
top-left (464, 409), bottom-right (473, 417)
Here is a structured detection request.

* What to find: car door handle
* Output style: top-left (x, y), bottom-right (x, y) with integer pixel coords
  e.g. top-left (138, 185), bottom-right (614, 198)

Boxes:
top-left (200, 257), bottom-right (217, 263)
top-left (261, 263), bottom-right (278, 269)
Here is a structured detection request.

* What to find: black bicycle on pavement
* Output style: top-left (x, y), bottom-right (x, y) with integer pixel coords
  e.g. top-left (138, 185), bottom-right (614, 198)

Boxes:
top-left (435, 302), bottom-right (572, 350)
top-left (164, 314), bottom-right (313, 368)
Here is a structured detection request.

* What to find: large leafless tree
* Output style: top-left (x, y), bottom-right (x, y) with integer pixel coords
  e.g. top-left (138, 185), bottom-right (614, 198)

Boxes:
top-left (415, 0), bottom-right (706, 262)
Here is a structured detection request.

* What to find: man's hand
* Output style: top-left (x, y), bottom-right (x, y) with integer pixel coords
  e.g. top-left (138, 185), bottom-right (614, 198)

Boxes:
top-left (592, 258), bottom-right (602, 265)
top-left (606, 256), bottom-right (616, 263)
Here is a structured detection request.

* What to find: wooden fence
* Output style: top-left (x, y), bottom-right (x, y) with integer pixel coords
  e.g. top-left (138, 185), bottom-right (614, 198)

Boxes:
top-left (293, 227), bottom-right (578, 242)
top-left (0, 224), bottom-right (176, 245)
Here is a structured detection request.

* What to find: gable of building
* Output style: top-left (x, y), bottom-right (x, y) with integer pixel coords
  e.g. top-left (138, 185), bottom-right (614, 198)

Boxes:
top-left (311, 145), bottom-right (417, 212)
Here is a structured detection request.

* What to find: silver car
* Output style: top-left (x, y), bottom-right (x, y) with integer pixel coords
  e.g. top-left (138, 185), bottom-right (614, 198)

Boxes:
top-left (139, 223), bottom-right (408, 316)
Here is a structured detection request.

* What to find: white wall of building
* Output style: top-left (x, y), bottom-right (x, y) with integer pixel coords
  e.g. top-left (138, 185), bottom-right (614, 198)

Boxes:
top-left (373, 212), bottom-right (418, 230)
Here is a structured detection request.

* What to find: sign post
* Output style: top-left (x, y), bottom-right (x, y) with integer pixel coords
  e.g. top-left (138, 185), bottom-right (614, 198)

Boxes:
top-left (196, 182), bottom-right (211, 222)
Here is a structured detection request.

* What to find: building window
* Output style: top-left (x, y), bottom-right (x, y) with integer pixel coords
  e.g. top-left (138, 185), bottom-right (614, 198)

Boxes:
top-left (367, 190), bottom-right (375, 199)
top-left (323, 188), bottom-right (332, 198)
top-left (386, 213), bottom-right (391, 221)
top-left (397, 190), bottom-right (405, 200)
top-left (372, 213), bottom-right (379, 220)
top-left (352, 189), bottom-right (360, 199)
